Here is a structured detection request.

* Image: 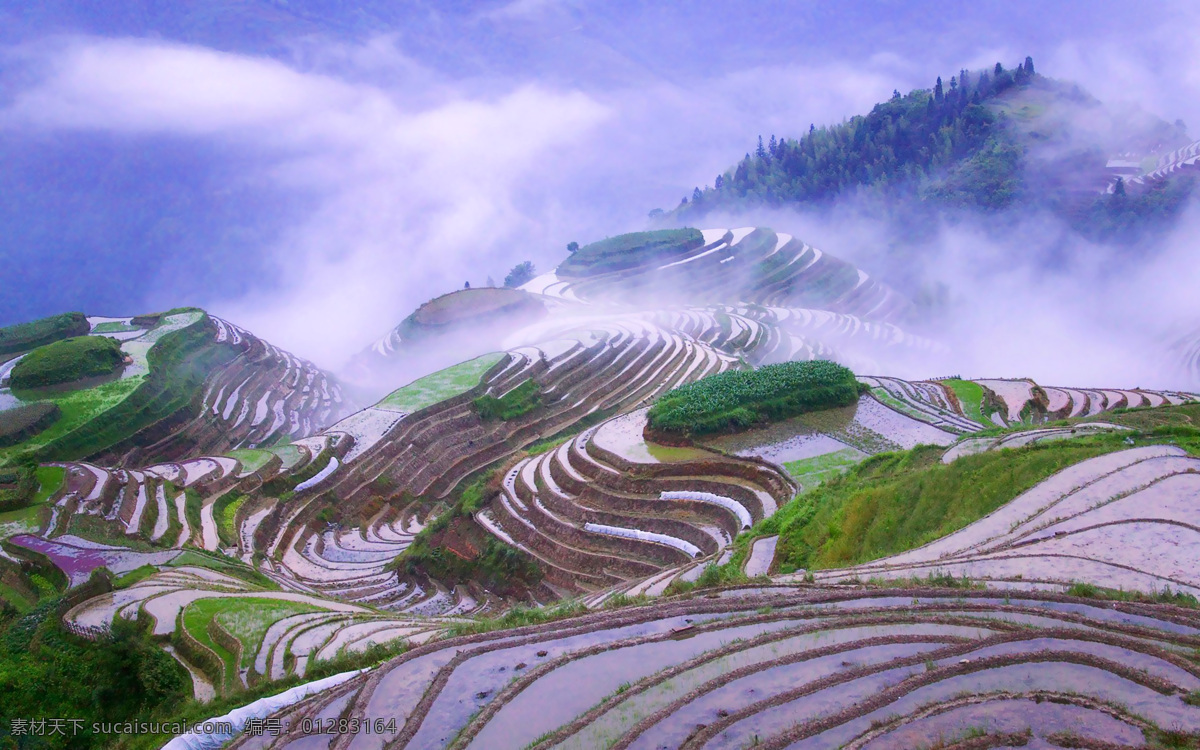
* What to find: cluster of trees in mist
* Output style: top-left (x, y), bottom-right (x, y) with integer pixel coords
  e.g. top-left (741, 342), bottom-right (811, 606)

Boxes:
top-left (675, 58), bottom-right (1040, 215)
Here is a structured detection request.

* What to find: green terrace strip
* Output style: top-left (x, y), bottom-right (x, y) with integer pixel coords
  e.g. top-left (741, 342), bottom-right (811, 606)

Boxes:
top-left (9, 335), bottom-right (125, 390)
top-left (756, 433), bottom-right (1134, 573)
top-left (648, 359), bottom-right (861, 436)
top-left (474, 379), bottom-right (540, 421)
top-left (0, 311), bottom-right (89, 356)
top-left (0, 377), bottom-right (144, 465)
top-left (557, 228), bottom-right (704, 276)
top-left (941, 378), bottom-right (988, 424)
top-left (378, 352), bottom-right (505, 413)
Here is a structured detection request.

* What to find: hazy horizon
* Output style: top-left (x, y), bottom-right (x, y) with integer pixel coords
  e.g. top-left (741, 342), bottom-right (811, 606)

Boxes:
top-left (2, 0), bottom-right (1199, 388)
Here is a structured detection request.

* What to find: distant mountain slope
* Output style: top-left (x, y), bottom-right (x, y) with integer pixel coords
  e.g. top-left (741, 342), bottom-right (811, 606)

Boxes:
top-left (0, 309), bottom-right (350, 467)
top-left (673, 58), bottom-right (1196, 242)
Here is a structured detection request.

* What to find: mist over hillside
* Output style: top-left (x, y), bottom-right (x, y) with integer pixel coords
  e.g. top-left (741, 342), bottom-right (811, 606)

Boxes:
top-left (2, 0), bottom-right (1200, 386)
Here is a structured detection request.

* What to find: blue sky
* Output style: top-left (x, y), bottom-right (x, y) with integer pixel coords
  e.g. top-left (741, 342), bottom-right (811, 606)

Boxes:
top-left (1, 1), bottom-right (1197, 367)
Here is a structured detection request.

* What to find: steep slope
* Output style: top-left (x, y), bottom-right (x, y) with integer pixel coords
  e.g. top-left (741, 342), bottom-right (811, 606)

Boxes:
top-left (673, 59), bottom-right (1196, 242)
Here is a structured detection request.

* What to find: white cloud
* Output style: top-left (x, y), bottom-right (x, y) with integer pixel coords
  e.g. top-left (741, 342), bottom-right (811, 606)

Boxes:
top-left (2, 37), bottom-right (611, 368)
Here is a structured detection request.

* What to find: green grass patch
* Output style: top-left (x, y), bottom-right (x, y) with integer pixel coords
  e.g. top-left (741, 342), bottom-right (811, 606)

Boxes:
top-left (167, 549), bottom-right (277, 590)
top-left (89, 321), bottom-right (136, 333)
top-left (0, 311), bottom-right (89, 356)
top-left (378, 352), bottom-right (504, 413)
top-left (209, 598), bottom-right (323, 669)
top-left (783, 448), bottom-right (862, 489)
top-left (648, 360), bottom-right (860, 436)
top-left (215, 492), bottom-right (248, 547)
top-left (34, 465), bottom-right (65, 504)
top-left (113, 564), bottom-right (159, 589)
top-left (226, 449), bottom-right (273, 474)
top-left (759, 434), bottom-right (1133, 573)
top-left (943, 379), bottom-right (987, 424)
top-left (1066, 581), bottom-right (1199, 609)
top-left (474, 379), bottom-right (541, 421)
top-left (181, 599), bottom-right (241, 688)
top-left (9, 335), bottom-right (125, 390)
top-left (557, 228), bottom-right (704, 277)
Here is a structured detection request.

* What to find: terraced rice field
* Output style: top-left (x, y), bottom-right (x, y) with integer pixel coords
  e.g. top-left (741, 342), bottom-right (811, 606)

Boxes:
top-left (232, 587), bottom-right (1200, 750)
top-left (10, 226), bottom-right (1200, 737)
top-left (805, 445), bottom-right (1200, 595)
top-left (63, 565), bottom-right (449, 687)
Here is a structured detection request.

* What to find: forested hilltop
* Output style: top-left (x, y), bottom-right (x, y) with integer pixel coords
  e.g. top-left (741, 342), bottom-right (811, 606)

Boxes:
top-left (670, 57), bottom-right (1196, 242)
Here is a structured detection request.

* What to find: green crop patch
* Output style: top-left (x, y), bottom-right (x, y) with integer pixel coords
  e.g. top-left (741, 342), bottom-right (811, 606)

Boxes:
top-left (557, 228), bottom-right (704, 276)
top-left (648, 360), bottom-right (861, 436)
top-left (943, 379), bottom-right (988, 424)
top-left (9, 336), bottom-right (125, 390)
top-left (0, 312), bottom-right (89, 356)
top-left (379, 352), bottom-right (504, 414)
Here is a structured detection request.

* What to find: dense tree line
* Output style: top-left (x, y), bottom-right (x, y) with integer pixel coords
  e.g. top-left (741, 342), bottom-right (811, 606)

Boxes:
top-left (678, 58), bottom-right (1040, 215)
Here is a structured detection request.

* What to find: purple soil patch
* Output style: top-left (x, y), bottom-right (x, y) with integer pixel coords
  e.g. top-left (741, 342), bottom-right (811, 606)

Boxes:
top-left (9, 534), bottom-right (180, 586)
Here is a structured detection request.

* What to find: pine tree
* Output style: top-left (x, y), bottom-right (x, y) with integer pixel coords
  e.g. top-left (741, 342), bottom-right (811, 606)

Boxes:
top-left (934, 76), bottom-right (944, 102)
top-left (1024, 56), bottom-right (1035, 76)
top-left (756, 136), bottom-right (766, 159)
top-left (994, 62), bottom-right (1004, 76)
top-left (566, 241), bottom-right (579, 253)
top-left (768, 134), bottom-right (778, 156)
top-left (1114, 177), bottom-right (1127, 197)
top-left (714, 174), bottom-right (724, 190)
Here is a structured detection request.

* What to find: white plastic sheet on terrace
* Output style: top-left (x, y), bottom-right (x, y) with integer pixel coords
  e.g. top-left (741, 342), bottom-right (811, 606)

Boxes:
top-left (660, 490), bottom-right (752, 529)
top-left (162, 669), bottom-right (364, 750)
top-left (583, 522), bottom-right (702, 557)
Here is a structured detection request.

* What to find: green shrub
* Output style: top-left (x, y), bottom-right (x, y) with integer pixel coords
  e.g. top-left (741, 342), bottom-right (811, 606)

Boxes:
top-left (474, 379), bottom-right (541, 421)
top-left (648, 360), bottom-right (860, 436)
top-left (558, 229), bottom-right (704, 276)
top-left (9, 336), bottom-right (124, 390)
top-left (0, 401), bottom-right (61, 447)
top-left (0, 312), bottom-right (89, 356)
